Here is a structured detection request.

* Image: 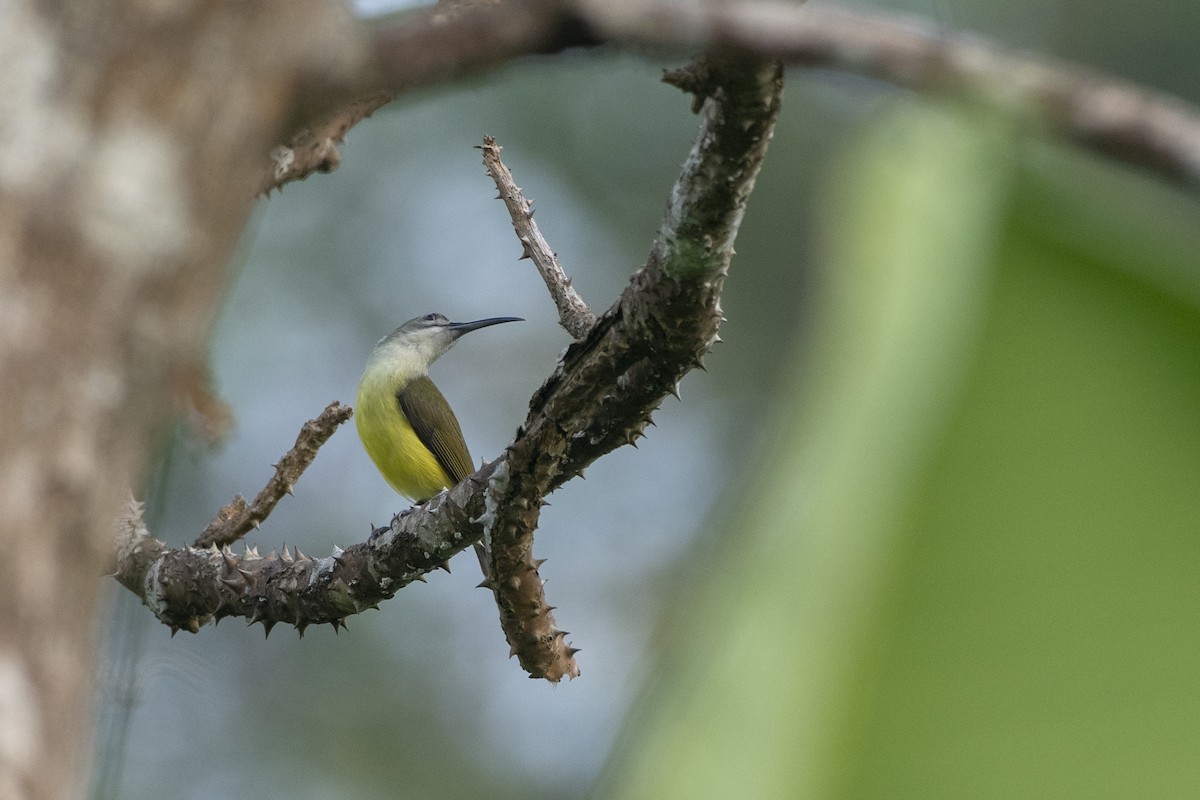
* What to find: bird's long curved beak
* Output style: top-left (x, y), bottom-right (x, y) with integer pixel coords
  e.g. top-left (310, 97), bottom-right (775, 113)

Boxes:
top-left (446, 317), bottom-right (523, 337)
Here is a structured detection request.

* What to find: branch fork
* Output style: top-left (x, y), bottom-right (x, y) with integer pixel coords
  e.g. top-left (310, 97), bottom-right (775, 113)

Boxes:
top-left (114, 54), bottom-right (782, 682)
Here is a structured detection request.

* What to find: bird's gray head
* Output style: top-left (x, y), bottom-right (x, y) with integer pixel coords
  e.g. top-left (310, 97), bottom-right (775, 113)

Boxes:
top-left (376, 312), bottom-right (522, 369)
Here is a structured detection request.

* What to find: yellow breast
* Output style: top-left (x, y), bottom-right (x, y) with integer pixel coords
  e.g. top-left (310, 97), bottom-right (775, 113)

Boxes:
top-left (355, 373), bottom-right (453, 502)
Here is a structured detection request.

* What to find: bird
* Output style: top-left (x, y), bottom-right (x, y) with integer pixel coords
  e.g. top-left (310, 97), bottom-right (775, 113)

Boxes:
top-left (355, 312), bottom-right (522, 505)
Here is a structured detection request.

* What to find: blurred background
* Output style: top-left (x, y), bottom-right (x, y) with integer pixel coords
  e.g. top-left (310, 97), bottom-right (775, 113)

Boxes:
top-left (93, 1), bottom-right (1200, 798)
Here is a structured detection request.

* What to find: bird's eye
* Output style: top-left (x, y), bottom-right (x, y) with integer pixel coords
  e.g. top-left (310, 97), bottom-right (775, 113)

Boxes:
top-left (424, 313), bottom-right (438, 321)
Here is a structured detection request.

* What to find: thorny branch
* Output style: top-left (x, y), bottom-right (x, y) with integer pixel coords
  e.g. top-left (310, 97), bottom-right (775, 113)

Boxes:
top-left (480, 136), bottom-right (596, 340)
top-left (441, 55), bottom-right (782, 680)
top-left (477, 136), bottom-right (592, 678)
top-left (114, 468), bottom-right (496, 637)
top-left (114, 54), bottom-right (782, 682)
top-left (116, 0), bottom-right (1200, 683)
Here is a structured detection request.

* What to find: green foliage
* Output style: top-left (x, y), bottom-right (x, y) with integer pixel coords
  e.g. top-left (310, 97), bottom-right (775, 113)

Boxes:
top-left (602, 100), bottom-right (1200, 799)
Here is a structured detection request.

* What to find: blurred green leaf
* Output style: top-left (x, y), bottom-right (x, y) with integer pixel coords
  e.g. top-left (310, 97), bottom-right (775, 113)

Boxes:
top-left (846, 141), bottom-right (1200, 799)
top-left (601, 101), bottom-right (1016, 799)
top-left (601, 97), bottom-right (1200, 798)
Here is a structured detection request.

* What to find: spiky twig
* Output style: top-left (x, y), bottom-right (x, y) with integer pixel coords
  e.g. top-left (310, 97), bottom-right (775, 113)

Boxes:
top-left (480, 135), bottom-right (596, 339)
top-left (193, 402), bottom-right (354, 549)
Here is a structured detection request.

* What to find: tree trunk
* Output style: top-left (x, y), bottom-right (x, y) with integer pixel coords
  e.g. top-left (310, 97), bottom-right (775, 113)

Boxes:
top-left (0, 3), bottom-right (361, 797)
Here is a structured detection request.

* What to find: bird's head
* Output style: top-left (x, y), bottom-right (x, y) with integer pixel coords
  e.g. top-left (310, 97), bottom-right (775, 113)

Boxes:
top-left (374, 312), bottom-right (522, 369)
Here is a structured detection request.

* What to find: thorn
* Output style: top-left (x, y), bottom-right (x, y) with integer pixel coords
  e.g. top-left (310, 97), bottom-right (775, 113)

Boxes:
top-left (284, 483), bottom-right (295, 497)
top-left (533, 558), bottom-right (547, 569)
top-left (220, 572), bottom-right (245, 591)
top-left (280, 544), bottom-right (293, 563)
top-left (413, 574), bottom-right (427, 583)
top-left (437, 561), bottom-right (452, 574)
top-left (262, 620), bottom-right (276, 639)
top-left (508, 644), bottom-right (518, 659)
top-left (566, 646), bottom-right (582, 657)
top-left (297, 624), bottom-right (307, 639)
top-left (476, 578), bottom-right (494, 590)
top-left (295, 547), bottom-right (308, 561)
top-left (169, 625), bottom-right (179, 638)
top-left (669, 381), bottom-right (682, 400)
top-left (250, 519), bottom-right (261, 530)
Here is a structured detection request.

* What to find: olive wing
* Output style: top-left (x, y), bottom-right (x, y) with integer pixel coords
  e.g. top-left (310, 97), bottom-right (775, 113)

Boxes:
top-left (396, 375), bottom-right (474, 486)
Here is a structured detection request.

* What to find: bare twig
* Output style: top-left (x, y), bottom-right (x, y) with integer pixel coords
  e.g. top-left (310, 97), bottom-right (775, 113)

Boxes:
top-left (193, 402), bottom-right (354, 549)
top-left (271, 1), bottom-right (1200, 193)
top-left (480, 136), bottom-right (596, 339)
top-left (574, 0), bottom-right (1200, 191)
top-left (366, 0), bottom-right (593, 92)
top-left (260, 0), bottom-right (594, 193)
top-left (258, 93), bottom-right (395, 196)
